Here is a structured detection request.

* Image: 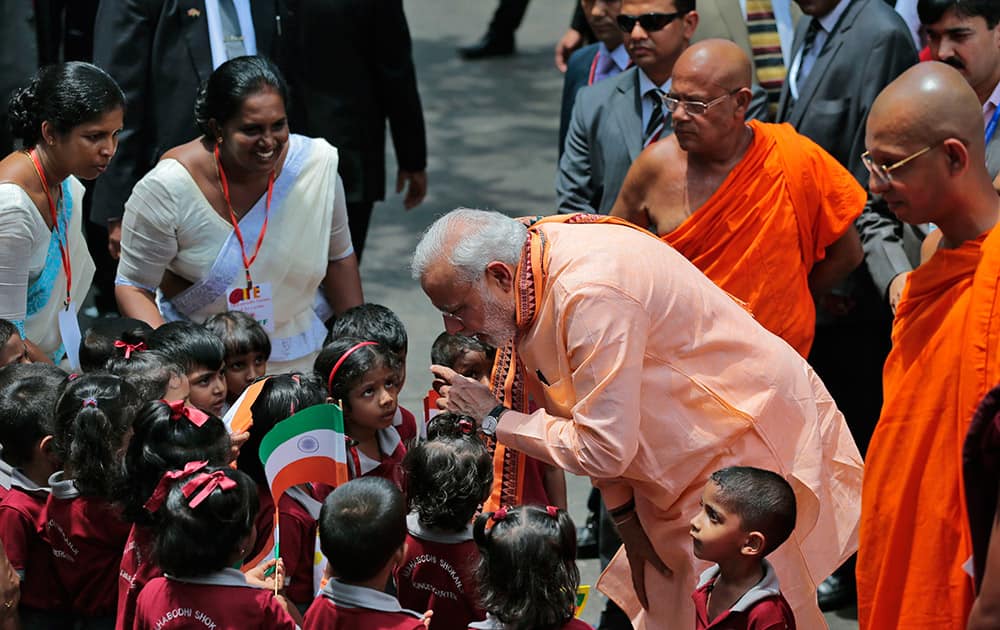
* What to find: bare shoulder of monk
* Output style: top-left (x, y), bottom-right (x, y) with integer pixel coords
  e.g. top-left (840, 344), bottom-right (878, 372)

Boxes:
top-left (613, 136), bottom-right (692, 235)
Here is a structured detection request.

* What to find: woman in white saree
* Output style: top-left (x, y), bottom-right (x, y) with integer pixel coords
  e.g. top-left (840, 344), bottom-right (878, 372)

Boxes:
top-left (116, 57), bottom-right (363, 373)
top-left (0, 62), bottom-right (125, 364)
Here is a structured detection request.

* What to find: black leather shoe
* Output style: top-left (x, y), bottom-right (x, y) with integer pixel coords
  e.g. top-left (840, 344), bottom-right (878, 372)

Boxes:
top-left (576, 512), bottom-right (599, 559)
top-left (817, 570), bottom-right (856, 612)
top-left (458, 34), bottom-right (515, 59)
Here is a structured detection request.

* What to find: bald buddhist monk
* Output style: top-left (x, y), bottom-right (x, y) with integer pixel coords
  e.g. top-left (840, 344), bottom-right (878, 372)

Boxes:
top-left (857, 62), bottom-right (1000, 630)
top-left (612, 39), bottom-right (865, 357)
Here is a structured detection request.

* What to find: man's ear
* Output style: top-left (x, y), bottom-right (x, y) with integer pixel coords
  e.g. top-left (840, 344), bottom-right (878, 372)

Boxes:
top-left (942, 137), bottom-right (970, 176)
top-left (742, 531), bottom-right (766, 558)
top-left (682, 10), bottom-right (700, 39)
top-left (485, 261), bottom-right (515, 293)
top-left (733, 87), bottom-right (753, 117)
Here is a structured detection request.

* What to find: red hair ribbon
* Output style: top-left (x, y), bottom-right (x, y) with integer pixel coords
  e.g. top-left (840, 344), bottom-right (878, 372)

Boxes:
top-left (546, 505), bottom-right (560, 518)
top-left (82, 397), bottom-right (98, 408)
top-left (492, 506), bottom-right (509, 522)
top-left (181, 470), bottom-right (237, 508)
top-left (165, 399), bottom-right (210, 427)
top-left (458, 419), bottom-right (474, 434)
top-left (327, 341), bottom-right (378, 394)
top-left (113, 340), bottom-right (146, 359)
top-left (143, 460), bottom-right (209, 513)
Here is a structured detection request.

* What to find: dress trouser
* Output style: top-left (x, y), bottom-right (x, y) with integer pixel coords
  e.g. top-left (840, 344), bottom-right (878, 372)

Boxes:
top-left (486, 0), bottom-right (530, 40)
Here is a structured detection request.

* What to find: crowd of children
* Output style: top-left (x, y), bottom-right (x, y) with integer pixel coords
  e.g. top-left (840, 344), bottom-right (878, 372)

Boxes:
top-left (0, 302), bottom-right (801, 629)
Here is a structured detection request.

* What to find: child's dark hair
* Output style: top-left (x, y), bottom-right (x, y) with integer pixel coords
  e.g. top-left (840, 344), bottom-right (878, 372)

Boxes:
top-left (105, 349), bottom-right (185, 401)
top-left (204, 311), bottom-right (271, 361)
top-left (146, 321), bottom-right (225, 373)
top-left (328, 303), bottom-right (408, 357)
top-left (431, 333), bottom-right (495, 368)
top-left (78, 317), bottom-right (153, 373)
top-left (195, 55), bottom-right (289, 138)
top-left (8, 61), bottom-right (125, 146)
top-left (117, 401), bottom-right (232, 526)
top-left (238, 373), bottom-right (327, 485)
top-left (709, 466), bottom-right (797, 556)
top-left (54, 374), bottom-right (143, 497)
top-left (319, 477), bottom-right (406, 583)
top-left (0, 364), bottom-right (67, 466)
top-left (473, 505), bottom-right (579, 630)
top-left (0, 319), bottom-right (18, 349)
top-left (152, 466), bottom-right (258, 577)
top-left (405, 413), bottom-right (492, 532)
top-left (314, 337), bottom-right (401, 408)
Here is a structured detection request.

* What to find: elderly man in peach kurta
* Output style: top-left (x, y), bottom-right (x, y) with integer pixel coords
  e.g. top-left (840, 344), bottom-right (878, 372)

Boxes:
top-left (414, 210), bottom-right (863, 629)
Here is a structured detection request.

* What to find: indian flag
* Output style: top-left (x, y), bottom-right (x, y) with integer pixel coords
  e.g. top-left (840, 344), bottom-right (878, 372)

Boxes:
top-left (258, 403), bottom-right (349, 503)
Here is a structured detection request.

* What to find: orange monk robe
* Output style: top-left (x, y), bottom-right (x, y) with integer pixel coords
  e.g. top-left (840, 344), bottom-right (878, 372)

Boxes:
top-left (858, 226), bottom-right (1000, 630)
top-left (663, 120), bottom-right (865, 357)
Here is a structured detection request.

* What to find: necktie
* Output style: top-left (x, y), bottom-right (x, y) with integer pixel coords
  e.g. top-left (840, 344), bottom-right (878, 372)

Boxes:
top-left (795, 18), bottom-right (821, 90)
top-left (218, 0), bottom-right (246, 60)
top-left (592, 51), bottom-right (617, 85)
top-left (643, 90), bottom-right (667, 147)
top-left (746, 0), bottom-right (786, 117)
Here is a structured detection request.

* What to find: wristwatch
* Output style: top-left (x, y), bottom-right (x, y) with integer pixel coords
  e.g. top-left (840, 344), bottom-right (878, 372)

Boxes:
top-left (481, 404), bottom-right (507, 436)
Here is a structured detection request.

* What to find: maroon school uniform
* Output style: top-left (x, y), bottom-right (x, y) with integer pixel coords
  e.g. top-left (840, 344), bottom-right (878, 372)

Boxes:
top-left (347, 426), bottom-right (406, 488)
top-left (468, 615), bottom-right (592, 629)
top-left (394, 406), bottom-right (424, 444)
top-left (249, 484), bottom-right (321, 605)
top-left (395, 513), bottom-right (483, 630)
top-left (116, 524), bottom-right (160, 630)
top-left (303, 579), bottom-right (424, 630)
top-left (41, 472), bottom-right (131, 618)
top-left (0, 472), bottom-right (66, 611)
top-left (692, 561), bottom-right (796, 630)
top-left (133, 569), bottom-right (296, 630)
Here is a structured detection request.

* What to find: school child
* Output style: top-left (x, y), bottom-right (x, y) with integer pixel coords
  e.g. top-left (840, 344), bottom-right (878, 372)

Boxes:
top-left (146, 321), bottom-right (227, 416)
top-left (470, 505), bottom-right (592, 630)
top-left (133, 465), bottom-right (300, 629)
top-left (106, 347), bottom-right (189, 402)
top-left (114, 400), bottom-right (232, 630)
top-left (0, 319), bottom-right (29, 368)
top-left (303, 477), bottom-right (425, 630)
top-left (77, 317), bottom-right (152, 373)
top-left (314, 338), bottom-right (406, 486)
top-left (0, 364), bottom-right (69, 627)
top-left (238, 373), bottom-right (326, 610)
top-left (689, 466), bottom-right (797, 630)
top-left (41, 374), bottom-right (142, 627)
top-left (327, 304), bottom-right (421, 442)
top-left (396, 413), bottom-right (492, 629)
top-left (430, 333), bottom-right (495, 385)
top-left (205, 311), bottom-right (271, 405)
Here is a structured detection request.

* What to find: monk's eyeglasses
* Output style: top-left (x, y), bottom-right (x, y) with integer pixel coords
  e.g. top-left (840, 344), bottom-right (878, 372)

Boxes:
top-left (861, 145), bottom-right (933, 185)
top-left (662, 90), bottom-right (741, 116)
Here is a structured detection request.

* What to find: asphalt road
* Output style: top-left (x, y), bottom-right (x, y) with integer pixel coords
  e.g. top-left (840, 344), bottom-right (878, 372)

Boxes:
top-left (356, 1), bottom-right (860, 627)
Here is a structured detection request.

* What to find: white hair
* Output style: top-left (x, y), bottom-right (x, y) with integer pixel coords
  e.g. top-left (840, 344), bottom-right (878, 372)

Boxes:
top-left (411, 208), bottom-right (528, 283)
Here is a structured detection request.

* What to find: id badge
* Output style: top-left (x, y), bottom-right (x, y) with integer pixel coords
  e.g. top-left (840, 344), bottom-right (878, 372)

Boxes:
top-left (58, 302), bottom-right (82, 369)
top-left (227, 283), bottom-right (275, 333)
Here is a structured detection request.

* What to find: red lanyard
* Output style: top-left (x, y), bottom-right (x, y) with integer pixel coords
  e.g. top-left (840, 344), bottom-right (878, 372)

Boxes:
top-left (28, 149), bottom-right (71, 307)
top-left (214, 145), bottom-right (275, 290)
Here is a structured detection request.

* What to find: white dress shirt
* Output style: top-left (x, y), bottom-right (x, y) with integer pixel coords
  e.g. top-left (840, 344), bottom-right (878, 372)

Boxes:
top-left (638, 69), bottom-right (673, 133)
top-left (788, 0), bottom-right (852, 100)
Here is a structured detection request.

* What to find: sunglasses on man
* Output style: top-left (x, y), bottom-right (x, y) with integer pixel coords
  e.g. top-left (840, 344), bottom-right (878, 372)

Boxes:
top-left (616, 11), bottom-right (688, 33)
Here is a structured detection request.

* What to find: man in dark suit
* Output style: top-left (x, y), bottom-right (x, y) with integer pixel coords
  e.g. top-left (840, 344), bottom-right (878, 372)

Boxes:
top-left (775, 0), bottom-right (918, 611)
top-left (0, 1), bottom-right (38, 154)
top-left (91, 0), bottom-right (282, 259)
top-left (284, 0), bottom-right (427, 260)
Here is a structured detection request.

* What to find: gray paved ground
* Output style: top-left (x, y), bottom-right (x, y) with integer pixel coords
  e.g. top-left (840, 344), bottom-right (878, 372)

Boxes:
top-left (357, 2), bottom-right (859, 628)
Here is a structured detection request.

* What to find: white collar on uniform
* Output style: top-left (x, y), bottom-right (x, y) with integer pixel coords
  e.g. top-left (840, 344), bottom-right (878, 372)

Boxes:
top-left (469, 614), bottom-right (507, 629)
top-left (10, 469), bottom-right (49, 494)
top-left (321, 579), bottom-right (422, 617)
top-left (355, 426), bottom-right (402, 476)
top-left (405, 512), bottom-right (475, 544)
top-left (48, 471), bottom-right (79, 499)
top-left (168, 567), bottom-right (259, 590)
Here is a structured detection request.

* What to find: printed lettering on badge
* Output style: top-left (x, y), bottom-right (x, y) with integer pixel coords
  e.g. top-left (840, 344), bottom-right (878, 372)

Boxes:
top-left (228, 283), bottom-right (275, 333)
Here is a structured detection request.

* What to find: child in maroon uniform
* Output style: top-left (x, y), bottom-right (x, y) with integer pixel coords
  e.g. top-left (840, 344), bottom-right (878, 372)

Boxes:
top-left (396, 413), bottom-right (492, 629)
top-left (42, 374), bottom-right (143, 628)
top-left (315, 339), bottom-right (406, 486)
top-left (689, 467), bottom-right (797, 630)
top-left (238, 373), bottom-right (326, 610)
top-left (205, 311), bottom-right (271, 407)
top-left (105, 336), bottom-right (190, 403)
top-left (470, 505), bottom-right (592, 630)
top-left (146, 322), bottom-right (228, 418)
top-left (134, 465), bottom-right (300, 629)
top-left (0, 364), bottom-right (70, 628)
top-left (114, 400), bottom-right (232, 630)
top-left (303, 477), bottom-right (425, 630)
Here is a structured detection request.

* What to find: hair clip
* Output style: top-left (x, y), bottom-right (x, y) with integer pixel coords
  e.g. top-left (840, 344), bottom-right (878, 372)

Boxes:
top-left (458, 419), bottom-right (474, 435)
top-left (165, 399), bottom-right (210, 427)
top-left (68, 373), bottom-right (80, 381)
top-left (182, 470), bottom-right (236, 508)
top-left (327, 341), bottom-right (378, 394)
top-left (113, 340), bottom-right (146, 359)
top-left (82, 397), bottom-right (98, 408)
top-left (143, 461), bottom-right (209, 513)
top-left (546, 505), bottom-right (560, 518)
top-left (290, 374), bottom-right (300, 384)
top-left (492, 506), bottom-right (509, 522)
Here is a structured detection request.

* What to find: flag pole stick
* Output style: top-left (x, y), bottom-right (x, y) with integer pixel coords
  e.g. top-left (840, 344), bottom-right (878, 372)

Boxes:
top-left (273, 504), bottom-right (280, 597)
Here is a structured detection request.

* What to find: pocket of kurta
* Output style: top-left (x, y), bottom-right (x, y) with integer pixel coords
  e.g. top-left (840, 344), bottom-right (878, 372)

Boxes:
top-left (541, 377), bottom-right (577, 418)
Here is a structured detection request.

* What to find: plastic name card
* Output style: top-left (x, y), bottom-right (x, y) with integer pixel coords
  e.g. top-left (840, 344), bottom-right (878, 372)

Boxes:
top-left (228, 283), bottom-right (275, 333)
top-left (58, 302), bottom-right (82, 369)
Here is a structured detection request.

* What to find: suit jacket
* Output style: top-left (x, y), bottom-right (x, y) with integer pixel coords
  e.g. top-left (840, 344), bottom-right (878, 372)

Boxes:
top-left (284, 0), bottom-right (426, 205)
top-left (776, 0), bottom-right (917, 184)
top-left (91, 0), bottom-right (281, 225)
top-left (559, 42), bottom-right (600, 158)
top-left (557, 67), bottom-right (769, 215)
top-left (0, 1), bottom-right (38, 154)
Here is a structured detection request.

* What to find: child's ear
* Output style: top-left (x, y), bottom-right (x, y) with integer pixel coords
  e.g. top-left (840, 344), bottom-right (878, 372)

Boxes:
top-left (38, 435), bottom-right (61, 467)
top-left (742, 531), bottom-right (766, 558)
